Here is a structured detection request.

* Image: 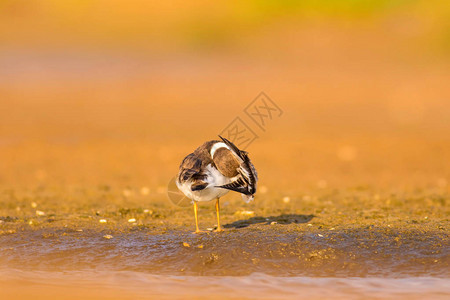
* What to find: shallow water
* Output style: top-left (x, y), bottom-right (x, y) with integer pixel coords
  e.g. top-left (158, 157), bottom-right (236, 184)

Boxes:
top-left (1, 228), bottom-right (448, 277)
top-left (1, 269), bottom-right (449, 300)
top-left (0, 226), bottom-right (449, 299)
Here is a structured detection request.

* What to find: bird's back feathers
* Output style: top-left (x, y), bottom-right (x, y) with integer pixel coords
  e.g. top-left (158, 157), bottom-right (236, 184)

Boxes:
top-left (176, 136), bottom-right (257, 202)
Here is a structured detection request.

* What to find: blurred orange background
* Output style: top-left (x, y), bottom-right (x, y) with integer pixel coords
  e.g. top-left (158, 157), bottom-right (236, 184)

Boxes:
top-left (0, 0), bottom-right (449, 194)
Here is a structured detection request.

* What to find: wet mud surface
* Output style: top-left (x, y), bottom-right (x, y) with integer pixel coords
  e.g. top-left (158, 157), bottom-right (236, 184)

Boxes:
top-left (1, 190), bottom-right (448, 278)
top-left (1, 227), bottom-right (448, 277)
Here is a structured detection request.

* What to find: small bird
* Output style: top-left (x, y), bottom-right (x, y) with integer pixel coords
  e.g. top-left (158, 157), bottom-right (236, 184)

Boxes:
top-left (176, 136), bottom-right (258, 233)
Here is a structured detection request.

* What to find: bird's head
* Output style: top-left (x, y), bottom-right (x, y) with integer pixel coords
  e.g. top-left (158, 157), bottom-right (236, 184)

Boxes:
top-left (242, 193), bottom-right (255, 203)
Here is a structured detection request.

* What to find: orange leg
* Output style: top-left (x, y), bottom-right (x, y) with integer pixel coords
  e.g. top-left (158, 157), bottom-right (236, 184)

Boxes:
top-left (193, 201), bottom-right (201, 233)
top-left (215, 198), bottom-right (223, 232)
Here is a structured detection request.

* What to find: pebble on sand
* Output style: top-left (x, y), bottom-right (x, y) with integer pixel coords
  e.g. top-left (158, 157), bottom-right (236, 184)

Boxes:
top-left (35, 210), bottom-right (45, 216)
top-left (128, 218), bottom-right (136, 223)
top-left (234, 211), bottom-right (255, 217)
top-left (99, 219), bottom-right (107, 223)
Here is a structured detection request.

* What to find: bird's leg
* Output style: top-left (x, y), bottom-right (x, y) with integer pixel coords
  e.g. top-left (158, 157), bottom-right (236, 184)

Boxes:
top-left (193, 201), bottom-right (201, 233)
top-left (215, 198), bottom-right (223, 232)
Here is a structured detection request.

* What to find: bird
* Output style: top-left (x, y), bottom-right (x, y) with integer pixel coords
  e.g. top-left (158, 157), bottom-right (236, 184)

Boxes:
top-left (175, 136), bottom-right (258, 233)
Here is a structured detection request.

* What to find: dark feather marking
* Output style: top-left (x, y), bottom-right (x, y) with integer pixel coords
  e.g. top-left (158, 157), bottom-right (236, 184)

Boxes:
top-left (218, 178), bottom-right (252, 195)
top-left (177, 153), bottom-right (205, 183)
top-left (191, 182), bottom-right (208, 191)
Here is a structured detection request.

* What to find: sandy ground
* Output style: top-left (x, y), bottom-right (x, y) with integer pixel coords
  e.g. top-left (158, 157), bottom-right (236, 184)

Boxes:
top-left (0, 179), bottom-right (448, 275)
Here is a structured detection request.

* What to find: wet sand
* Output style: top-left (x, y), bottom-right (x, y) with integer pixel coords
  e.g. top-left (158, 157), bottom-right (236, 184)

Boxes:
top-left (1, 224), bottom-right (448, 277)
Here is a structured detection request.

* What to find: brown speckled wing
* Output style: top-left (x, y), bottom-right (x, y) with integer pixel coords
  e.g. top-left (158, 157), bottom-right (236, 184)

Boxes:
top-left (212, 147), bottom-right (240, 178)
top-left (216, 136), bottom-right (258, 195)
top-left (177, 153), bottom-right (209, 192)
top-left (177, 141), bottom-right (218, 191)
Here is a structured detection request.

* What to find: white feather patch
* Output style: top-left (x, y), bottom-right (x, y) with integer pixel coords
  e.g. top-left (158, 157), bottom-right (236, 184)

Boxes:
top-left (210, 142), bottom-right (229, 158)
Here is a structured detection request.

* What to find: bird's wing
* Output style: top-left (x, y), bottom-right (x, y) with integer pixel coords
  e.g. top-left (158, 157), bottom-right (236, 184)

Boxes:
top-left (211, 147), bottom-right (240, 178)
top-left (177, 153), bottom-right (208, 191)
top-left (214, 136), bottom-right (258, 195)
